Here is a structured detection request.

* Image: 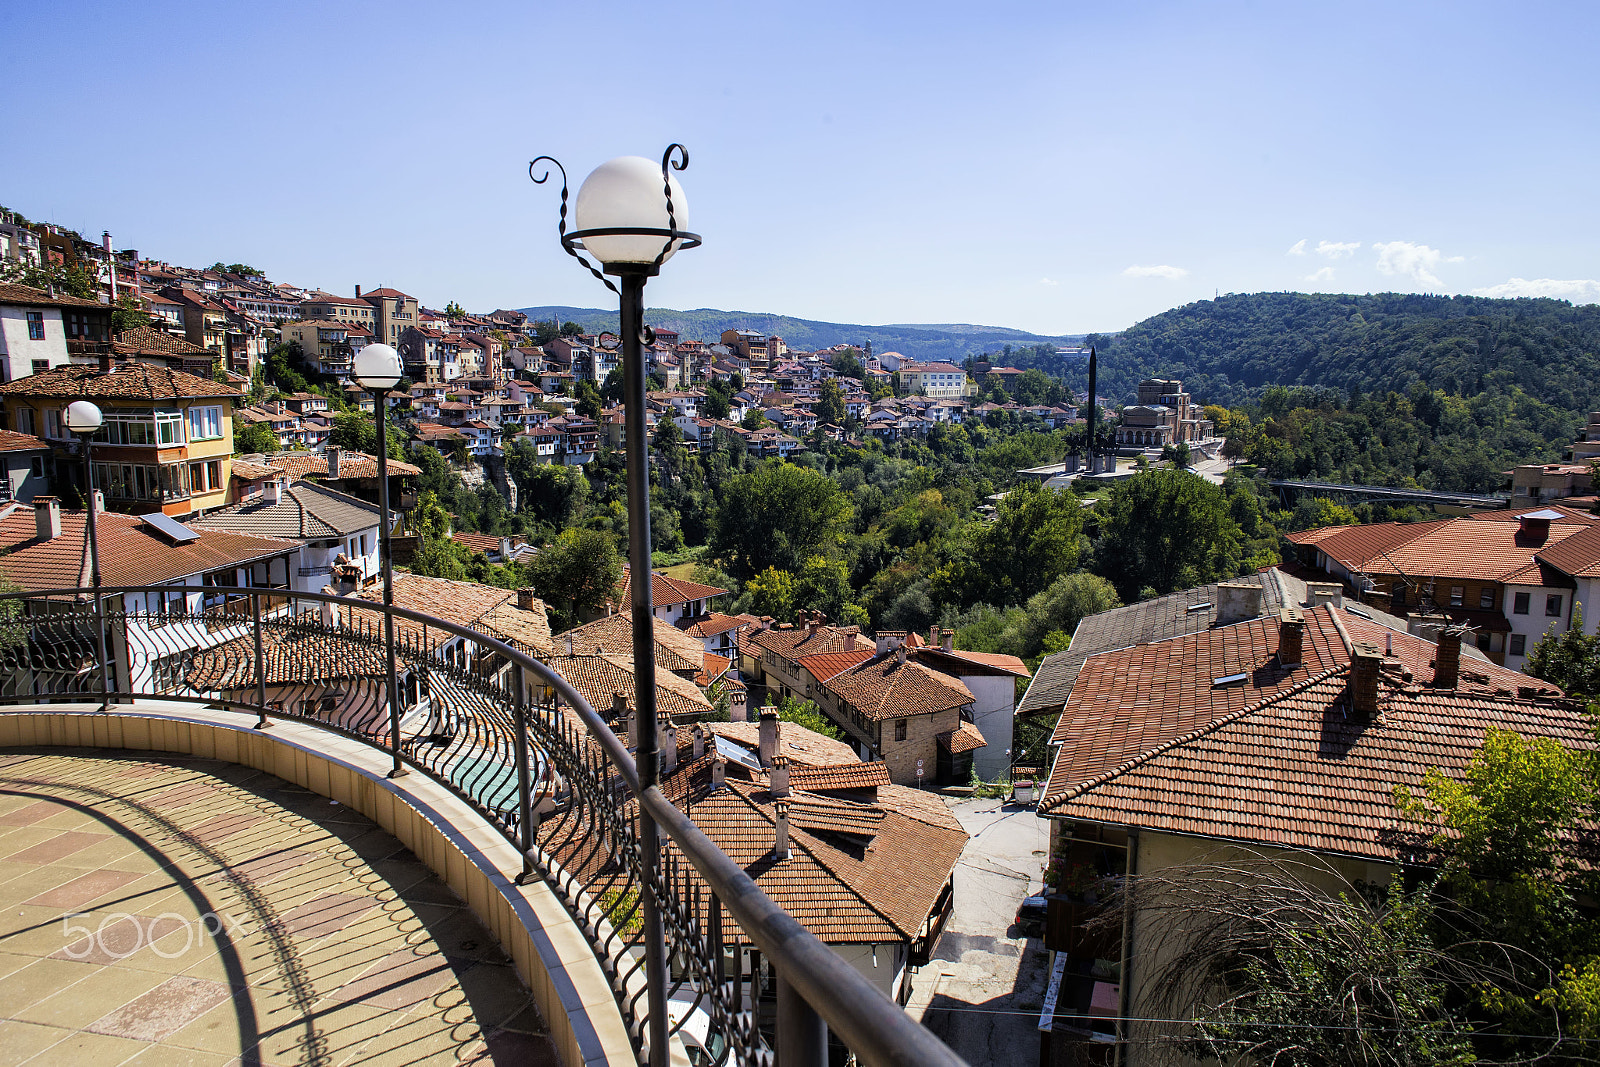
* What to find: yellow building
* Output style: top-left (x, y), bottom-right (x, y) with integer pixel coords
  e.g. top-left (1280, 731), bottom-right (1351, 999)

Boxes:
top-left (0, 361), bottom-right (240, 516)
top-left (898, 362), bottom-right (974, 398)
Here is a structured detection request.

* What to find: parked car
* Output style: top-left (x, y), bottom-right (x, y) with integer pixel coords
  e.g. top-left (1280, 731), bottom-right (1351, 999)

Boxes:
top-left (1014, 895), bottom-right (1047, 939)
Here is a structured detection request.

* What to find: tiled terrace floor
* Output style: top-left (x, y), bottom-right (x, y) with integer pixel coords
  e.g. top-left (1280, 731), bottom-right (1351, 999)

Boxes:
top-left (0, 748), bottom-right (561, 1066)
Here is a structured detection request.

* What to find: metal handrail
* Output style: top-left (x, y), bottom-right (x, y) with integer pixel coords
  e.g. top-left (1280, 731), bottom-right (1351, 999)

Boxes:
top-left (0, 585), bottom-right (967, 1067)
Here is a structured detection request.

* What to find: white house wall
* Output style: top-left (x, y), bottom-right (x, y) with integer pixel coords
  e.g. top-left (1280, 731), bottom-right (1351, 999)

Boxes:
top-left (962, 673), bottom-right (1015, 780)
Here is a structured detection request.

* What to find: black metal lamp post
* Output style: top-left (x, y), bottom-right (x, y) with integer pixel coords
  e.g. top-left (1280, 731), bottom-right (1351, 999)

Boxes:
top-left (64, 400), bottom-right (113, 706)
top-left (351, 342), bottom-right (406, 779)
top-left (530, 146), bottom-right (700, 1067)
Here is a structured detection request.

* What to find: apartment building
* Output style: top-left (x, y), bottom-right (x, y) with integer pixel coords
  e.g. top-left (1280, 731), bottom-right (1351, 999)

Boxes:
top-left (359, 286), bottom-right (419, 348)
top-left (299, 291), bottom-right (377, 332)
top-left (898, 362), bottom-right (974, 399)
top-left (0, 284), bottom-right (107, 382)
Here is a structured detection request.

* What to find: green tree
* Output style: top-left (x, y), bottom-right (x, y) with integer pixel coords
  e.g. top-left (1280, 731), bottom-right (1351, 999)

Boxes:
top-left (0, 256), bottom-right (96, 299)
top-left (743, 567), bottom-right (796, 620)
top-left (600, 367), bottom-right (625, 405)
top-left (711, 462), bottom-right (852, 582)
top-left (526, 527), bottom-right (623, 631)
top-left (1095, 469), bottom-right (1243, 598)
top-left (771, 695), bottom-right (842, 741)
top-left (234, 421), bottom-right (279, 455)
top-left (407, 490), bottom-right (468, 581)
top-left (703, 382), bottom-right (731, 420)
top-left (575, 379), bottom-right (603, 421)
top-left (327, 410), bottom-right (405, 459)
top-left (109, 294), bottom-right (151, 335)
top-left (740, 408), bottom-right (769, 431)
top-left (560, 320), bottom-right (583, 337)
top-left (1525, 607), bottom-right (1600, 698)
top-left (814, 379), bottom-right (847, 426)
top-left (444, 301), bottom-right (465, 319)
top-left (971, 481), bottom-right (1085, 605)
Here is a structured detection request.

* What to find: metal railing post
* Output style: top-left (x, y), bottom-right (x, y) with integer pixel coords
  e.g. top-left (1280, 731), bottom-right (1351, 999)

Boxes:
top-left (80, 437), bottom-right (113, 708)
top-left (374, 395), bottom-right (405, 779)
top-left (619, 270), bottom-right (669, 1067)
top-left (777, 974), bottom-right (828, 1067)
top-left (252, 592), bottom-right (268, 729)
top-left (513, 662), bottom-right (534, 884)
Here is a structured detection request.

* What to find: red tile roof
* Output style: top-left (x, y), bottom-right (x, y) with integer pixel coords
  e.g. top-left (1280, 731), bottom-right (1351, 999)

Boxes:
top-left (796, 648), bottom-right (877, 681)
top-left (788, 761), bottom-right (892, 791)
top-left (0, 283), bottom-right (105, 309)
top-left (111, 326), bottom-right (210, 357)
top-left (912, 646), bottom-right (1031, 677)
top-left (1296, 512), bottom-right (1600, 584)
top-left (939, 721), bottom-right (988, 754)
top-left (1536, 522), bottom-right (1600, 579)
top-left (821, 655), bottom-right (974, 721)
top-left (555, 612), bottom-right (706, 676)
top-left (0, 362), bottom-right (236, 400)
top-left (677, 612), bottom-right (758, 639)
top-left (267, 451), bottom-right (423, 479)
top-left (0, 430), bottom-right (48, 453)
top-left (617, 565), bottom-right (728, 608)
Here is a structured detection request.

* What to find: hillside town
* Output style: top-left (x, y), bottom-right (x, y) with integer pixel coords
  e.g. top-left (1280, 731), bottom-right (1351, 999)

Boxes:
top-left (0, 215), bottom-right (1597, 1067)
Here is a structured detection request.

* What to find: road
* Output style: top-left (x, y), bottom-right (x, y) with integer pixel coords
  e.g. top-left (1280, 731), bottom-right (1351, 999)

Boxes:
top-left (908, 795), bottom-right (1052, 1066)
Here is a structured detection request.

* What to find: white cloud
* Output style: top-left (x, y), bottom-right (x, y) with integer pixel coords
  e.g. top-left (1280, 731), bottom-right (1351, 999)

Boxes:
top-left (1469, 277), bottom-right (1600, 304)
top-left (1039, 277), bottom-right (1059, 287)
top-left (1315, 240), bottom-right (1360, 259)
top-left (1123, 264), bottom-right (1188, 280)
top-left (1372, 241), bottom-right (1463, 287)
top-left (1304, 266), bottom-right (1336, 284)
top-left (1287, 239), bottom-right (1307, 256)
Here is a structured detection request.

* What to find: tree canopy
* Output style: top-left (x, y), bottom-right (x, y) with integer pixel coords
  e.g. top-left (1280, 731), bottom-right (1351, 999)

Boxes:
top-left (711, 462), bottom-right (852, 582)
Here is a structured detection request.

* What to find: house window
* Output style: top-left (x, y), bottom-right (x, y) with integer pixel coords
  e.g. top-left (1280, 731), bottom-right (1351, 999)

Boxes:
top-left (29, 457), bottom-right (42, 478)
top-left (150, 651), bottom-right (193, 693)
top-left (1510, 633), bottom-right (1527, 656)
top-left (1391, 583), bottom-right (1406, 609)
top-left (1514, 592), bottom-right (1530, 615)
top-left (14, 408), bottom-right (34, 436)
top-left (31, 359), bottom-right (48, 374)
top-left (43, 408), bottom-right (64, 439)
top-left (1449, 587), bottom-right (1464, 607)
top-left (1480, 588), bottom-right (1495, 610)
top-left (26, 311), bottom-right (44, 340)
top-left (894, 719), bottom-right (907, 742)
top-left (1546, 595), bottom-right (1563, 617)
top-left (186, 406), bottom-right (223, 441)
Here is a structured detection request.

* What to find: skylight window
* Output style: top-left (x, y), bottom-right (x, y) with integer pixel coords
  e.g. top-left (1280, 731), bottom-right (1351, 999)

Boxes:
top-left (1212, 672), bottom-right (1248, 686)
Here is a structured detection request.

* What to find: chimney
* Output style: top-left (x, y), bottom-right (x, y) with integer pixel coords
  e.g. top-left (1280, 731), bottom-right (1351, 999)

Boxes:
top-left (928, 626), bottom-right (939, 648)
top-left (895, 645), bottom-right (906, 666)
top-left (1278, 608), bottom-right (1304, 666)
top-left (1434, 626), bottom-right (1463, 690)
top-left (758, 616), bottom-right (772, 631)
top-left (266, 479), bottom-right (282, 504)
top-left (711, 753), bottom-right (726, 790)
top-left (517, 587), bottom-right (537, 611)
top-left (692, 722), bottom-right (705, 761)
top-left (942, 627), bottom-right (953, 651)
top-left (98, 349), bottom-right (114, 373)
top-left (90, 490), bottom-right (103, 514)
top-left (807, 613), bottom-right (821, 636)
top-left (1305, 582), bottom-right (1343, 609)
top-left (33, 496), bottom-right (60, 540)
top-left (327, 447), bottom-right (341, 479)
top-left (1350, 641), bottom-right (1384, 717)
top-left (758, 705), bottom-right (778, 767)
top-left (355, 284), bottom-right (362, 298)
top-left (770, 755), bottom-right (791, 798)
top-left (772, 800), bottom-right (790, 860)
top-left (662, 724), bottom-right (678, 776)
top-left (611, 689), bottom-right (626, 720)
top-left (1216, 581), bottom-right (1263, 624)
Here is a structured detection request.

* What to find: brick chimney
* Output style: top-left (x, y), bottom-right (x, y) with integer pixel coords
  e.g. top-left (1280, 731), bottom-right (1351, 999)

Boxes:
top-left (942, 627), bottom-right (953, 651)
top-left (692, 722), bottom-right (705, 761)
top-left (327, 447), bottom-right (341, 479)
top-left (516, 587), bottom-right (537, 611)
top-left (711, 752), bottom-right (726, 790)
top-left (770, 755), bottom-right (790, 798)
top-left (355, 284), bottom-right (362, 298)
top-left (759, 705), bottom-right (778, 767)
top-left (772, 800), bottom-right (791, 860)
top-left (1278, 608), bottom-right (1305, 666)
top-left (33, 496), bottom-right (60, 541)
top-left (1350, 641), bottom-right (1384, 717)
top-left (662, 724), bottom-right (678, 776)
top-left (1433, 626), bottom-right (1464, 690)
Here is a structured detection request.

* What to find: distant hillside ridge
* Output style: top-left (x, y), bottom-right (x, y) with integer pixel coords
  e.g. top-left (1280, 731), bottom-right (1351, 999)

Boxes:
top-left (515, 305), bottom-right (1083, 364)
top-left (1070, 291), bottom-right (1600, 413)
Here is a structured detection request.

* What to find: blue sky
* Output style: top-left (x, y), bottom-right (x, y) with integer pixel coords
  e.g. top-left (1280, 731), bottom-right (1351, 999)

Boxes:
top-left (6, 0), bottom-right (1598, 335)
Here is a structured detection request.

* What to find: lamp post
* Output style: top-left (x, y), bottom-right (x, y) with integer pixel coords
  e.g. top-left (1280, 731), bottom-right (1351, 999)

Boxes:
top-left (531, 146), bottom-right (699, 1067)
top-left (64, 400), bottom-right (113, 706)
top-left (351, 343), bottom-right (406, 779)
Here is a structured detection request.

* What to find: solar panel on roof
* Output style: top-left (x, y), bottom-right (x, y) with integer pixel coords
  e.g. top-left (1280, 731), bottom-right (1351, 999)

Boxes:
top-left (713, 734), bottom-right (764, 772)
top-left (140, 511), bottom-right (199, 544)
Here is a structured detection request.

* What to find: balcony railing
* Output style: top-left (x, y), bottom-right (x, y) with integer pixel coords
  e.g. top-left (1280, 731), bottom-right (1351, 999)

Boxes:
top-left (0, 586), bottom-right (966, 1067)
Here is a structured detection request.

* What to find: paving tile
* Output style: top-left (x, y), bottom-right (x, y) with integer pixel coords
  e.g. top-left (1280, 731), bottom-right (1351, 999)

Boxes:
top-left (87, 975), bottom-right (234, 1042)
top-left (476, 1026), bottom-right (563, 1065)
top-left (185, 814), bottom-right (264, 846)
top-left (5, 830), bottom-right (105, 865)
top-left (321, 947), bottom-right (462, 1010)
top-left (15, 965), bottom-right (167, 1029)
top-left (0, 1018), bottom-right (70, 1066)
top-left (13, 1029), bottom-right (151, 1067)
top-left (51, 913), bottom-right (193, 966)
top-left (0, 956), bottom-right (95, 1012)
top-left (0, 801), bottom-right (70, 827)
top-left (24, 868), bottom-right (143, 910)
top-left (278, 893), bottom-right (376, 939)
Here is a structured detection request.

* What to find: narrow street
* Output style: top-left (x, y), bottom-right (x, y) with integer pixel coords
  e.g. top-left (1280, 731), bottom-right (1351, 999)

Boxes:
top-left (907, 796), bottom-right (1052, 1066)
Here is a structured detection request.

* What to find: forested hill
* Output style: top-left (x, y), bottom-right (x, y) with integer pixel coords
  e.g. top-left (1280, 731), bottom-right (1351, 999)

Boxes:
top-left (1069, 292), bottom-right (1600, 414)
top-left (516, 305), bottom-right (1079, 364)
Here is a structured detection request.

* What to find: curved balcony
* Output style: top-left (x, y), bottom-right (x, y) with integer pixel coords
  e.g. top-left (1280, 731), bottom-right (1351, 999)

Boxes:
top-left (0, 587), bottom-right (967, 1067)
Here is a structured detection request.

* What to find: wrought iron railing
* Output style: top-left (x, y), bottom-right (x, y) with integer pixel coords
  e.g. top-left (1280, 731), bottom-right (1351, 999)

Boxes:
top-left (0, 586), bottom-right (965, 1067)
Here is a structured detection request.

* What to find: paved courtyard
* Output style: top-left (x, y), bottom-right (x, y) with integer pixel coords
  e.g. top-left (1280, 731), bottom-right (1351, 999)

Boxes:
top-left (909, 795), bottom-right (1052, 1067)
top-left (0, 748), bottom-right (558, 1066)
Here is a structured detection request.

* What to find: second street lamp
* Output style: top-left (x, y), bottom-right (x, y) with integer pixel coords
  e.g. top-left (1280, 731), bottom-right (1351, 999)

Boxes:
top-left (351, 342), bottom-right (406, 778)
top-left (530, 145), bottom-right (700, 1067)
top-left (63, 399), bottom-right (113, 706)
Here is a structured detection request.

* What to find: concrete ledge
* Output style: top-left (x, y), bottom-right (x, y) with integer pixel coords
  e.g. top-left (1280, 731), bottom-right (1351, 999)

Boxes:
top-left (0, 702), bottom-right (638, 1067)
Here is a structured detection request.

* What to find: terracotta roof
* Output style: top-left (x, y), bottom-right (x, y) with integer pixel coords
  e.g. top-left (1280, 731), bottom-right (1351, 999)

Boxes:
top-left (360, 288), bottom-right (413, 300)
top-left (707, 721), bottom-right (860, 767)
top-left (451, 531), bottom-right (502, 555)
top-left (193, 481), bottom-right (382, 540)
top-left (912, 646), bottom-right (1031, 678)
top-left (938, 721), bottom-right (988, 755)
top-left (787, 761), bottom-right (892, 791)
top-left (796, 648), bottom-right (877, 681)
top-left (0, 429), bottom-right (48, 453)
top-left (1297, 510), bottom-right (1600, 584)
top-left (0, 283), bottom-right (104, 309)
top-left (349, 573), bottom-right (549, 654)
top-left (265, 451), bottom-right (422, 479)
top-left (111, 326), bottom-right (210, 357)
top-left (0, 362), bottom-right (236, 400)
top-left (1042, 671), bottom-right (1591, 862)
top-left (617, 566), bottom-right (728, 609)
top-left (0, 506), bottom-right (297, 590)
top-left (698, 652), bottom-right (732, 687)
top-left (1041, 604), bottom-right (1554, 823)
top-left (677, 612), bottom-right (759, 639)
top-left (229, 460), bottom-right (279, 480)
top-left (554, 612), bottom-right (705, 676)
top-left (1536, 522), bottom-right (1600, 579)
top-left (187, 625), bottom-right (391, 692)
top-left (746, 625), bottom-right (873, 663)
top-left (821, 655), bottom-right (974, 721)
top-left (545, 652), bottom-right (713, 722)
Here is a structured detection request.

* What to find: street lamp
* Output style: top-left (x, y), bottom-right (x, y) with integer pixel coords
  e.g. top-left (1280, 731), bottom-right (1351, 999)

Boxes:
top-left (63, 400), bottom-right (113, 705)
top-left (351, 342), bottom-right (405, 778)
top-left (531, 146), bottom-right (700, 1067)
